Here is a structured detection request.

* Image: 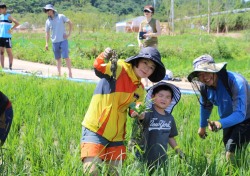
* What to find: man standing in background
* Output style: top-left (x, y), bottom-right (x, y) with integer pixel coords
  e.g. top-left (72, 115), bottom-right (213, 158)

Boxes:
top-left (44, 4), bottom-right (73, 78)
top-left (0, 3), bottom-right (19, 70)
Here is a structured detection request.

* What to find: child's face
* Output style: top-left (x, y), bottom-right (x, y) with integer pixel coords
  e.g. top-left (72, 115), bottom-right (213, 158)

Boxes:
top-left (152, 90), bottom-right (172, 110)
top-left (133, 59), bottom-right (156, 79)
top-left (0, 7), bottom-right (6, 14)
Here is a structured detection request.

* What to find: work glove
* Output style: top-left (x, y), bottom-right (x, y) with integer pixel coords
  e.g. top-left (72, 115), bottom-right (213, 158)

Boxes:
top-left (103, 47), bottom-right (113, 61)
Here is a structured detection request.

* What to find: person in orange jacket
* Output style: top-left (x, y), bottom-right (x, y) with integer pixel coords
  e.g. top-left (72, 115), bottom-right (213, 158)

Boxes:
top-left (80, 47), bottom-right (166, 175)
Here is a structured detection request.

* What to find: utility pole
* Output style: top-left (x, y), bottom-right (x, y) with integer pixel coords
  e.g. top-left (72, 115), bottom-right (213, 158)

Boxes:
top-left (198, 0), bottom-right (200, 14)
top-left (207, 0), bottom-right (211, 33)
top-left (170, 0), bottom-right (174, 34)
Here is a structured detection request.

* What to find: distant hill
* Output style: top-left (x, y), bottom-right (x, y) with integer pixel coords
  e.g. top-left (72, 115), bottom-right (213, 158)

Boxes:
top-left (7, 0), bottom-right (250, 17)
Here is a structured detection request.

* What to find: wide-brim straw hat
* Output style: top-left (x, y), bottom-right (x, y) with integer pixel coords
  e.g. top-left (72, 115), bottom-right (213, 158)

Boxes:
top-left (187, 54), bottom-right (227, 82)
top-left (125, 47), bottom-right (166, 82)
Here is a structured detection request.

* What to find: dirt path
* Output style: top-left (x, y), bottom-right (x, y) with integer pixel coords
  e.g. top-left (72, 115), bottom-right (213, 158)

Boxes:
top-left (2, 57), bottom-right (193, 91)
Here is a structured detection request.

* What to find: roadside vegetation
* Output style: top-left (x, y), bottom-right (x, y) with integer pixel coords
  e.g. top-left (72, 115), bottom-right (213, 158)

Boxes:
top-left (12, 30), bottom-right (250, 80)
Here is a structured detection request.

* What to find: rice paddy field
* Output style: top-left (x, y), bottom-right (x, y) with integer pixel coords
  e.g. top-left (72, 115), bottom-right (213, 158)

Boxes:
top-left (0, 28), bottom-right (249, 175)
top-left (0, 73), bottom-right (249, 176)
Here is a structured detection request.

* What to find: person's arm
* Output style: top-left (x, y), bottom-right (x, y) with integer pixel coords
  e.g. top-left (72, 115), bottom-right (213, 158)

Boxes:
top-left (217, 75), bottom-right (248, 128)
top-left (93, 48), bottom-right (117, 78)
top-left (169, 137), bottom-right (178, 149)
top-left (154, 20), bottom-right (161, 37)
top-left (169, 137), bottom-right (185, 158)
top-left (8, 15), bottom-right (19, 33)
top-left (198, 96), bottom-right (212, 138)
top-left (45, 31), bottom-right (50, 50)
top-left (138, 23), bottom-right (143, 48)
top-left (64, 20), bottom-right (73, 39)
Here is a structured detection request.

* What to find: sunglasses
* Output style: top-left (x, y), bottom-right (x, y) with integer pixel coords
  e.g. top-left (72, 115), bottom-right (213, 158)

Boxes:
top-left (45, 9), bottom-right (51, 12)
top-left (143, 10), bottom-right (151, 13)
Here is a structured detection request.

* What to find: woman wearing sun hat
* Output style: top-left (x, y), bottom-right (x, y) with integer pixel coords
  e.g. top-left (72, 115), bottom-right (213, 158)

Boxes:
top-left (137, 5), bottom-right (161, 49)
top-left (81, 47), bottom-right (166, 175)
top-left (187, 54), bottom-right (250, 162)
top-left (138, 5), bottom-right (161, 87)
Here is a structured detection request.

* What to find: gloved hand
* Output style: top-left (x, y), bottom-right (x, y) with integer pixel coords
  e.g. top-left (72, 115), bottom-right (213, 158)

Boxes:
top-left (103, 47), bottom-right (113, 61)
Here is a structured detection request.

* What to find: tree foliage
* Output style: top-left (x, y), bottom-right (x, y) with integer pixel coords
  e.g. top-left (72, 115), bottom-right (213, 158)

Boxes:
top-left (3, 0), bottom-right (250, 32)
top-left (4, 0), bottom-right (250, 17)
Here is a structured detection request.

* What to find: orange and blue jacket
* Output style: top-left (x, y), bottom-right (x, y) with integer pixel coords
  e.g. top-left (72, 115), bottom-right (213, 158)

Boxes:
top-left (82, 52), bottom-right (145, 141)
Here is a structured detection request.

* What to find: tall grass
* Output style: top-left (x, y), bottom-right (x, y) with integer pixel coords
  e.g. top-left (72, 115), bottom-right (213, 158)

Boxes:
top-left (0, 73), bottom-right (249, 175)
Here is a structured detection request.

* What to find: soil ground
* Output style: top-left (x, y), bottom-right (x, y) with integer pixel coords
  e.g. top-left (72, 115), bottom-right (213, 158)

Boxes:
top-left (1, 57), bottom-right (193, 90)
top-left (2, 31), bottom-right (242, 92)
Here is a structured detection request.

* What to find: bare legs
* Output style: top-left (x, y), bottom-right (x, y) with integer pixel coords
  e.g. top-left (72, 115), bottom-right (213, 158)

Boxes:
top-left (83, 157), bottom-right (121, 176)
top-left (0, 47), bottom-right (4, 68)
top-left (83, 157), bottom-right (102, 176)
top-left (226, 151), bottom-right (234, 161)
top-left (65, 58), bottom-right (72, 78)
top-left (0, 48), bottom-right (13, 69)
top-left (56, 58), bottom-right (72, 78)
top-left (6, 48), bottom-right (13, 69)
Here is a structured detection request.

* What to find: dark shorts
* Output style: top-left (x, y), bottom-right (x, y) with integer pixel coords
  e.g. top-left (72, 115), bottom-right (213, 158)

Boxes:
top-left (52, 40), bottom-right (69, 59)
top-left (223, 118), bottom-right (250, 152)
top-left (0, 38), bottom-right (12, 48)
top-left (80, 126), bottom-right (126, 161)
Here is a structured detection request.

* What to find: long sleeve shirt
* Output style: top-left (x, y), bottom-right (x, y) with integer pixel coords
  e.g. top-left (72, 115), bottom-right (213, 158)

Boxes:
top-left (200, 71), bottom-right (250, 128)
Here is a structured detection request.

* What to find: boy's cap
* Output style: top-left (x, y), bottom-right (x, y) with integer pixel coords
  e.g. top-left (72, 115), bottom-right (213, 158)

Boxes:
top-left (0, 3), bottom-right (6, 8)
top-left (146, 81), bottom-right (181, 114)
top-left (125, 47), bottom-right (166, 82)
top-left (43, 4), bottom-right (57, 12)
top-left (187, 54), bottom-right (227, 82)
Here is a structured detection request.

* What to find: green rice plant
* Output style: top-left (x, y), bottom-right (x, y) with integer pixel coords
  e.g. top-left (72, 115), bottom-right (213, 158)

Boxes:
top-left (0, 73), bottom-right (249, 175)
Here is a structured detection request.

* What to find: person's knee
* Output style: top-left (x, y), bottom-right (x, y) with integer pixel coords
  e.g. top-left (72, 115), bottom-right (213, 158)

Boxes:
top-left (6, 48), bottom-right (12, 53)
